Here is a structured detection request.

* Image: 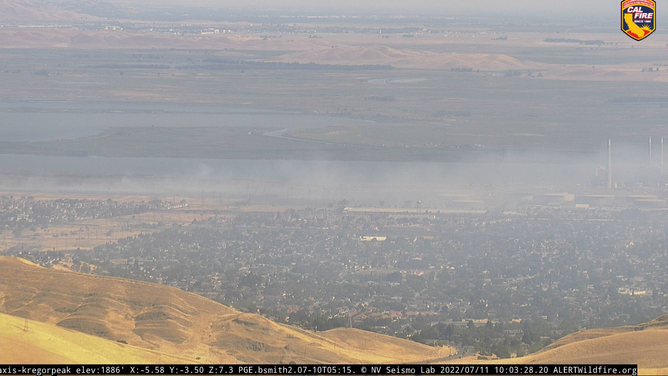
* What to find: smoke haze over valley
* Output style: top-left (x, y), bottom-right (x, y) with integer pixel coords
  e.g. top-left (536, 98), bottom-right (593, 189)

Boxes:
top-left (1, 0), bottom-right (668, 373)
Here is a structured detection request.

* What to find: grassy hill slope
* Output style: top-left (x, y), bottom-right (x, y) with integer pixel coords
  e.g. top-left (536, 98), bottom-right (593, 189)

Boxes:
top-left (0, 313), bottom-right (195, 364)
top-left (446, 315), bottom-right (668, 375)
top-left (0, 256), bottom-right (453, 364)
top-left (516, 316), bottom-right (668, 370)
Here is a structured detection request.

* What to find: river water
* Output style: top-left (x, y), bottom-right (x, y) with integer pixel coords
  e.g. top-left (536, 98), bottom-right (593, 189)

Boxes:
top-left (0, 101), bottom-right (629, 199)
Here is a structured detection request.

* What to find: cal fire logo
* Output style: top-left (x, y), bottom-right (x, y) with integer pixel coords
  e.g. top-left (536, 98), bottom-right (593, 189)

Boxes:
top-left (621, 0), bottom-right (656, 41)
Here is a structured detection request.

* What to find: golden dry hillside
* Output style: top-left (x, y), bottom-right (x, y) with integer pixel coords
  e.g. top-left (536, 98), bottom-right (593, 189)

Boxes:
top-left (5, 255), bottom-right (665, 369)
top-left (0, 313), bottom-right (194, 364)
top-left (320, 328), bottom-right (455, 362)
top-left (0, 256), bottom-right (453, 364)
top-left (447, 316), bottom-right (668, 375)
top-left (515, 316), bottom-right (668, 370)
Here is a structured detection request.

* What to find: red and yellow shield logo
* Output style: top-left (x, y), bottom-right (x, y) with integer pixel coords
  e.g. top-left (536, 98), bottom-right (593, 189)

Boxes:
top-left (621, 0), bottom-right (656, 41)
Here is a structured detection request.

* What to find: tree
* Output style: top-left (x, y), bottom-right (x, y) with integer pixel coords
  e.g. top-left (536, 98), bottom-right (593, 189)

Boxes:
top-left (444, 324), bottom-right (455, 339)
top-left (522, 329), bottom-right (534, 345)
top-left (494, 344), bottom-right (511, 359)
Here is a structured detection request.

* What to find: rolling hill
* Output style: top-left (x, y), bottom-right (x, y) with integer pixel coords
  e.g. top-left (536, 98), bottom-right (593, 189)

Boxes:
top-left (0, 313), bottom-right (194, 364)
top-left (0, 256), bottom-right (454, 364)
top-left (513, 316), bottom-right (668, 371)
top-left (2, 255), bottom-right (667, 371)
top-left (0, 0), bottom-right (100, 22)
top-left (447, 316), bottom-right (668, 375)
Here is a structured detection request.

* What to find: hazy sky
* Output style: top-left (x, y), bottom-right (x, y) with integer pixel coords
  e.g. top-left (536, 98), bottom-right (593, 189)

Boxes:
top-left (190, 0), bottom-right (614, 14)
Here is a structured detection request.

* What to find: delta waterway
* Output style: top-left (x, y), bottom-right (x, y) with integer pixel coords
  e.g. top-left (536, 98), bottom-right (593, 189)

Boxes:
top-left (0, 101), bottom-right (632, 198)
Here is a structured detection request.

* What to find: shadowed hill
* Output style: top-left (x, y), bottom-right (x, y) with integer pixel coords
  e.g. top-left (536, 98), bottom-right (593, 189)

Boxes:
top-left (0, 256), bottom-right (454, 364)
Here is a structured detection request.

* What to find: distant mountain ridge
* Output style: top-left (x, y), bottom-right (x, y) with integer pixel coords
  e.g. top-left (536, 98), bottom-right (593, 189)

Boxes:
top-left (0, 0), bottom-right (100, 22)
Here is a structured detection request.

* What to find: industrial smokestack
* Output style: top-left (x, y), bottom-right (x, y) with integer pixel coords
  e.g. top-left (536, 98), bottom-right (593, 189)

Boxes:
top-left (662, 137), bottom-right (665, 175)
top-left (649, 136), bottom-right (653, 168)
top-left (607, 139), bottom-right (613, 189)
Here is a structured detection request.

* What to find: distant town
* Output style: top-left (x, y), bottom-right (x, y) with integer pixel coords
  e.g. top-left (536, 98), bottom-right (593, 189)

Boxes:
top-left (6, 188), bottom-right (667, 358)
top-left (1, 0), bottom-right (667, 365)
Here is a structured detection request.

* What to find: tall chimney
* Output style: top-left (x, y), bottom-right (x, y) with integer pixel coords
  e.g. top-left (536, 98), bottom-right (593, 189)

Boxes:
top-left (607, 139), bottom-right (613, 189)
top-left (661, 137), bottom-right (665, 175)
top-left (649, 136), bottom-right (653, 168)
